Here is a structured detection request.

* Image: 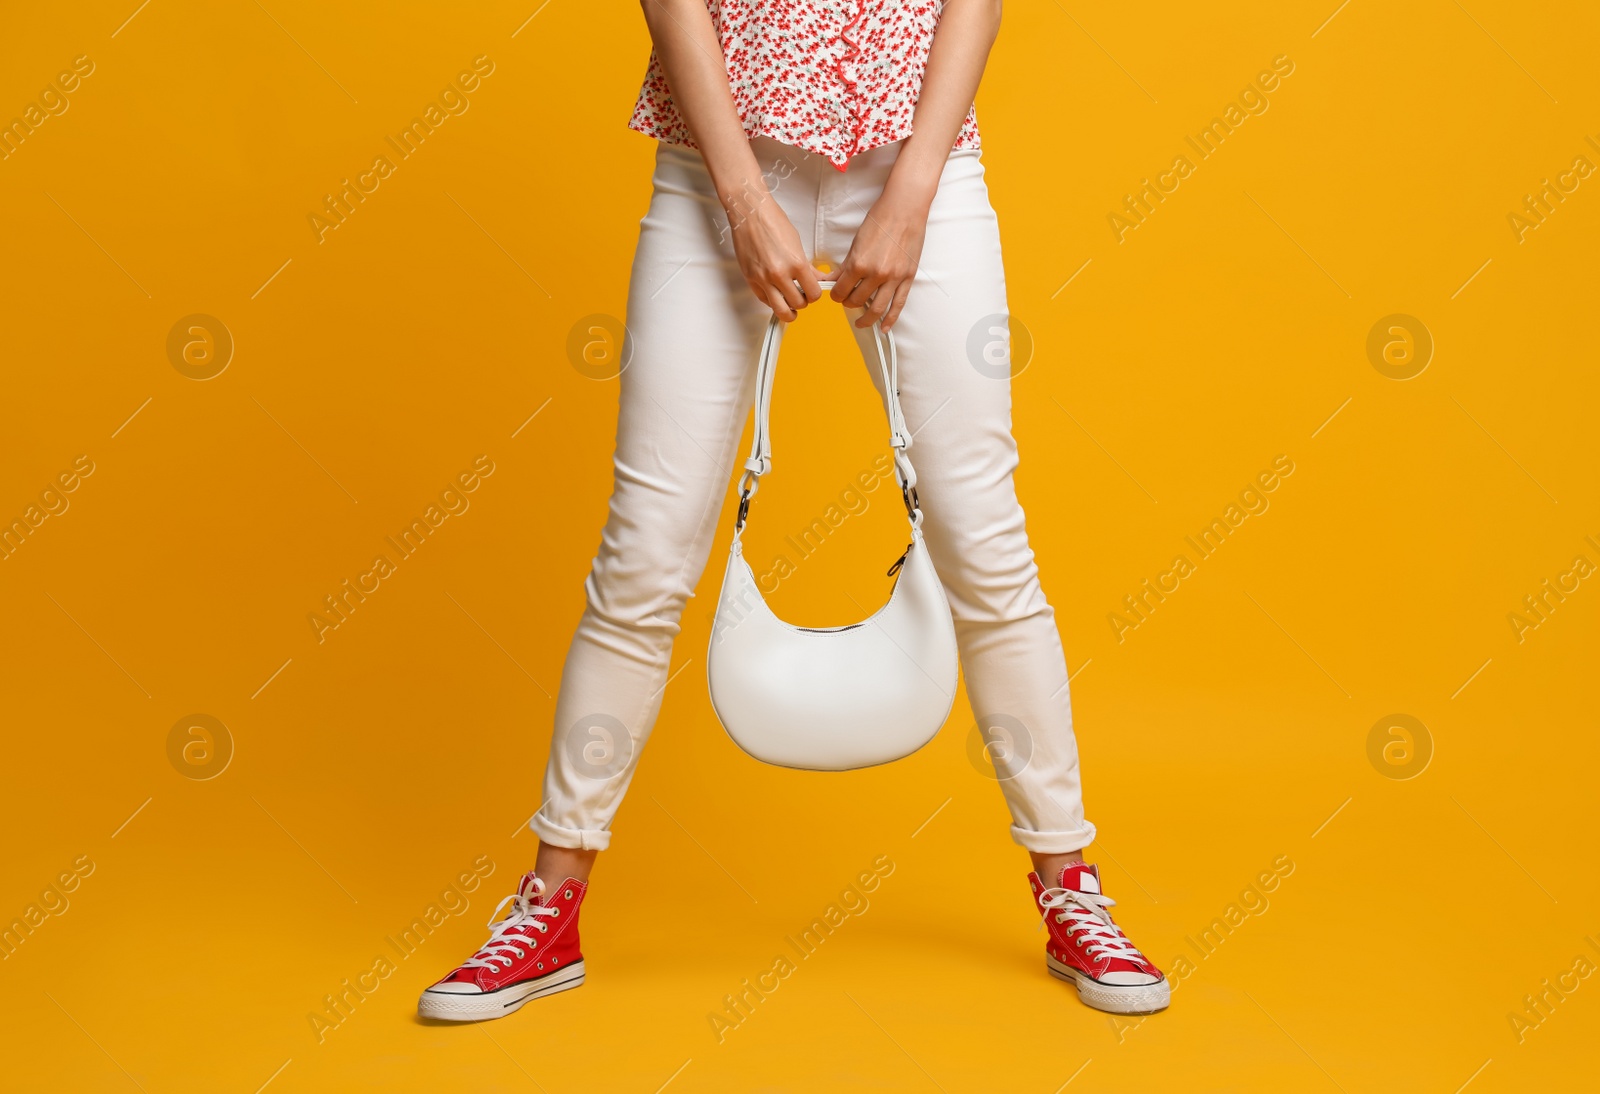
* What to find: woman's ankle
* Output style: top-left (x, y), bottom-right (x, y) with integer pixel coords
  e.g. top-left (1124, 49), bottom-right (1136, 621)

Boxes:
top-left (1030, 849), bottom-right (1086, 884)
top-left (534, 843), bottom-right (598, 891)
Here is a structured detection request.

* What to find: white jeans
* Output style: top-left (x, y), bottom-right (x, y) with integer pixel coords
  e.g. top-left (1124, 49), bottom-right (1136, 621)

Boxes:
top-left (531, 136), bottom-right (1096, 855)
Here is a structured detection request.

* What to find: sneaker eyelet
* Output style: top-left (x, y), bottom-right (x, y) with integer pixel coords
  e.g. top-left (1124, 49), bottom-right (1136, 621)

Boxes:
top-left (537, 962), bottom-right (544, 970)
top-left (551, 908), bottom-right (560, 917)
top-left (565, 889), bottom-right (573, 899)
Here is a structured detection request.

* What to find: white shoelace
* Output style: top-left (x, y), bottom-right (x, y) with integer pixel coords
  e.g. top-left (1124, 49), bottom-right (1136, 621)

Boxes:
top-left (459, 879), bottom-right (560, 971)
top-left (1039, 886), bottom-right (1146, 964)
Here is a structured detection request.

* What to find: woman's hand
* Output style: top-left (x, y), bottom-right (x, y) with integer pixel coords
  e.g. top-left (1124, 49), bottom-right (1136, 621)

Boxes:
top-left (830, 187), bottom-right (932, 330)
top-left (729, 195), bottom-right (822, 322)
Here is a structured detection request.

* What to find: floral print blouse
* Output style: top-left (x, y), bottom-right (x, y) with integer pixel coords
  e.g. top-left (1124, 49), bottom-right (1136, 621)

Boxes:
top-left (629, 0), bottom-right (981, 170)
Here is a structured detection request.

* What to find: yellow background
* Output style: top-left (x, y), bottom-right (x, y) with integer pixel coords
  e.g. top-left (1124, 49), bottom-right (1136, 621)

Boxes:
top-left (3, 1), bottom-right (1597, 1090)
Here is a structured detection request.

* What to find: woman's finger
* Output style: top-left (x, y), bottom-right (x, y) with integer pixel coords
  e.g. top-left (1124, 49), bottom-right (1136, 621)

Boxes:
top-left (794, 264), bottom-right (824, 307)
top-left (880, 280), bottom-right (914, 331)
top-left (840, 269), bottom-right (883, 311)
top-left (829, 269), bottom-right (866, 305)
top-left (856, 278), bottom-right (895, 328)
top-left (770, 270), bottom-right (808, 314)
top-left (761, 282), bottom-right (798, 321)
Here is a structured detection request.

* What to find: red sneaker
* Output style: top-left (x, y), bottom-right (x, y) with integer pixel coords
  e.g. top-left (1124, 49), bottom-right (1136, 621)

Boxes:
top-left (418, 872), bottom-right (587, 1021)
top-left (1029, 863), bottom-right (1169, 1015)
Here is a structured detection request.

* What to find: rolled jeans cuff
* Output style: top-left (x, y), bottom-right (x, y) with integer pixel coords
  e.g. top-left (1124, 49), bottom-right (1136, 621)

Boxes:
top-left (530, 808), bottom-right (612, 852)
top-left (1010, 820), bottom-right (1097, 855)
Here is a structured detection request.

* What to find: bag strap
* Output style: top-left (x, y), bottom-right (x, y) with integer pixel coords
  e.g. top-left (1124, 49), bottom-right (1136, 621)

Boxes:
top-left (734, 281), bottom-right (921, 537)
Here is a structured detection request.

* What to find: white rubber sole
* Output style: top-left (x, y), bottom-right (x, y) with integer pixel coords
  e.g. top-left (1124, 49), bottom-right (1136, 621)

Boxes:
top-left (418, 960), bottom-right (586, 1022)
top-left (1047, 954), bottom-right (1170, 1015)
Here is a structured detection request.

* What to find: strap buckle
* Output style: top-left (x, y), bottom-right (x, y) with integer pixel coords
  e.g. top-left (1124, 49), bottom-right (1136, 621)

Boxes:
top-left (900, 482), bottom-right (920, 519)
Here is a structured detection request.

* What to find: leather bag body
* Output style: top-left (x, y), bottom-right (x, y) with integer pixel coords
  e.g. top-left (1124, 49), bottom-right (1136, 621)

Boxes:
top-left (706, 297), bottom-right (959, 771)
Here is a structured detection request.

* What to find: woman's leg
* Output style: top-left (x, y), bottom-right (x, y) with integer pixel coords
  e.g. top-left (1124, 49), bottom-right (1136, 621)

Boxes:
top-left (529, 141), bottom-right (817, 877)
top-left (420, 140), bottom-right (836, 1020)
top-left (827, 151), bottom-right (1173, 1015)
top-left (824, 143), bottom-right (1097, 856)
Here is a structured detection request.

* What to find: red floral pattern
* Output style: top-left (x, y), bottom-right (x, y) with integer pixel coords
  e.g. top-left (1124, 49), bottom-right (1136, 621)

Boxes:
top-left (629, 1), bottom-right (981, 171)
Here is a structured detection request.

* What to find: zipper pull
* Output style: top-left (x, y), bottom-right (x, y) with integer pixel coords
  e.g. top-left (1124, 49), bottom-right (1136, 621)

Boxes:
top-left (886, 543), bottom-right (911, 577)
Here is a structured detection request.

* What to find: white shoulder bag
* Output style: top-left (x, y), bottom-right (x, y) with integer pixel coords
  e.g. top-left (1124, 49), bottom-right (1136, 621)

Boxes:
top-left (706, 292), bottom-right (959, 771)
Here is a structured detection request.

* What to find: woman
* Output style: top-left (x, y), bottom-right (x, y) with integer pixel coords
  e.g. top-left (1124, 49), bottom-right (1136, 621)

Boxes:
top-left (419, 0), bottom-right (1168, 1022)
